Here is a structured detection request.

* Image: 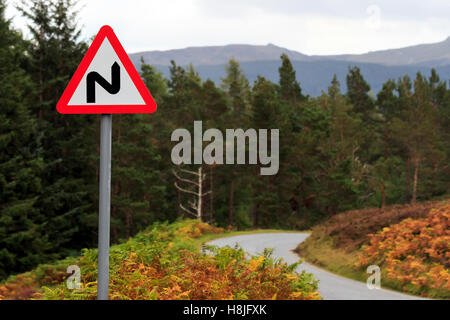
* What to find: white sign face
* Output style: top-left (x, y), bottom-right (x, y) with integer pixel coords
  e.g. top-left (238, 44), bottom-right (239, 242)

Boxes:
top-left (68, 38), bottom-right (145, 106)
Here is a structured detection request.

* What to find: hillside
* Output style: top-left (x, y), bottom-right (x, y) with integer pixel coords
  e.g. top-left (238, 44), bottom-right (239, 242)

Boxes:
top-left (130, 37), bottom-right (450, 67)
top-left (130, 43), bottom-right (309, 66)
top-left (296, 200), bottom-right (450, 299)
top-left (130, 37), bottom-right (450, 96)
top-left (324, 36), bottom-right (450, 67)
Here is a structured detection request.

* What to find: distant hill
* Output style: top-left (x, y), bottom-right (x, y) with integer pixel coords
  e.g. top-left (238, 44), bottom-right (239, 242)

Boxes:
top-left (131, 37), bottom-right (450, 67)
top-left (130, 43), bottom-right (309, 66)
top-left (129, 37), bottom-right (450, 96)
top-left (322, 36), bottom-right (450, 67)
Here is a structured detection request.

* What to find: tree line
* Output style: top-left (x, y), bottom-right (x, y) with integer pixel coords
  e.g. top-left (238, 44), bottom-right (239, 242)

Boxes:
top-left (1, 0), bottom-right (449, 280)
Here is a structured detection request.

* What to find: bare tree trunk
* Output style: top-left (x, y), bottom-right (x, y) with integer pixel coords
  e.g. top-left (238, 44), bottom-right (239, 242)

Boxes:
top-left (412, 155), bottom-right (420, 204)
top-left (173, 166), bottom-right (210, 221)
top-left (229, 179), bottom-right (234, 226)
top-left (381, 183), bottom-right (386, 208)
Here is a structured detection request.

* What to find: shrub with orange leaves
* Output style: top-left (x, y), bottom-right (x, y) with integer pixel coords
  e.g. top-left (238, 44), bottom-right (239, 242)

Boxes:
top-left (1, 219), bottom-right (320, 300)
top-left (0, 274), bottom-right (40, 300)
top-left (0, 260), bottom-right (74, 300)
top-left (176, 220), bottom-right (224, 239)
top-left (102, 247), bottom-right (319, 300)
top-left (356, 203), bottom-right (450, 298)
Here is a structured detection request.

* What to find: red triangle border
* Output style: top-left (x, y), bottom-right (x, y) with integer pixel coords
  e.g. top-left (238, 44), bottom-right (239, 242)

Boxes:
top-left (57, 25), bottom-right (157, 114)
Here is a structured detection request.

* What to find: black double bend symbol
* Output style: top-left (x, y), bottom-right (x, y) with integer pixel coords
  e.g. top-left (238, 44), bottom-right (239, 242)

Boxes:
top-left (86, 62), bottom-right (121, 103)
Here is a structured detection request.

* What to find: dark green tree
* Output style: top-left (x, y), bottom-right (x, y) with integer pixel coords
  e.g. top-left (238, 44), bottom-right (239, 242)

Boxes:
top-left (0, 0), bottom-right (52, 280)
top-left (316, 76), bottom-right (368, 214)
top-left (346, 66), bottom-right (374, 119)
top-left (391, 73), bottom-right (443, 203)
top-left (250, 76), bottom-right (284, 228)
top-left (221, 58), bottom-right (250, 121)
top-left (278, 53), bottom-right (304, 104)
top-left (110, 113), bottom-right (167, 241)
top-left (18, 0), bottom-right (97, 256)
top-left (220, 59), bottom-right (251, 226)
top-left (373, 79), bottom-right (403, 207)
top-left (140, 57), bottom-right (167, 103)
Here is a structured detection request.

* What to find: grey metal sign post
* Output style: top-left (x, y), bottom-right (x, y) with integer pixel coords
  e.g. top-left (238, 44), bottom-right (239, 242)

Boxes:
top-left (56, 25), bottom-right (157, 301)
top-left (97, 114), bottom-right (112, 300)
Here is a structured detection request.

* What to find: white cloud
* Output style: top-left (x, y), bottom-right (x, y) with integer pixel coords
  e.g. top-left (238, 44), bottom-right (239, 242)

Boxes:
top-left (5, 0), bottom-right (450, 55)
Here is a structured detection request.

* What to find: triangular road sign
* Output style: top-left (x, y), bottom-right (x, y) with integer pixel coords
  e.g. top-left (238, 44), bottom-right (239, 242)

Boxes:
top-left (57, 25), bottom-right (157, 114)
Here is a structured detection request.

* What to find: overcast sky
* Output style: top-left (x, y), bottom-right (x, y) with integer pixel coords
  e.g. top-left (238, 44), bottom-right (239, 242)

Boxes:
top-left (6, 0), bottom-right (450, 55)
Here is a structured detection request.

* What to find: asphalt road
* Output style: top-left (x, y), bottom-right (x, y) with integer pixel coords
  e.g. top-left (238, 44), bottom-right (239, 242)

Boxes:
top-left (207, 233), bottom-right (425, 300)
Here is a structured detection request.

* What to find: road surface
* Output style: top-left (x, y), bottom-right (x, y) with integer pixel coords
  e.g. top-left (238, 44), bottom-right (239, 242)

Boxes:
top-left (207, 233), bottom-right (425, 300)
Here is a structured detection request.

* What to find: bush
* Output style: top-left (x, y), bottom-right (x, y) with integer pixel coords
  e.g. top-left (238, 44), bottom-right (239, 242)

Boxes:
top-left (309, 200), bottom-right (442, 251)
top-left (0, 219), bottom-right (320, 300)
top-left (356, 203), bottom-right (450, 298)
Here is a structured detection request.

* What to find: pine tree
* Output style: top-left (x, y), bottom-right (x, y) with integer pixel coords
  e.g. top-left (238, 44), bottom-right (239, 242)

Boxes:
top-left (428, 68), bottom-right (446, 109)
top-left (346, 66), bottom-right (374, 119)
top-left (140, 57), bottom-right (167, 103)
top-left (250, 76), bottom-right (283, 228)
top-left (110, 114), bottom-right (167, 240)
top-left (345, 66), bottom-right (378, 164)
top-left (316, 76), bottom-right (368, 214)
top-left (391, 73), bottom-right (442, 203)
top-left (278, 53), bottom-right (304, 104)
top-left (18, 0), bottom-right (97, 255)
top-left (0, 0), bottom-right (52, 280)
top-left (221, 58), bottom-right (250, 121)
top-left (374, 79), bottom-right (403, 207)
top-left (433, 73), bottom-right (450, 197)
top-left (220, 59), bottom-right (250, 226)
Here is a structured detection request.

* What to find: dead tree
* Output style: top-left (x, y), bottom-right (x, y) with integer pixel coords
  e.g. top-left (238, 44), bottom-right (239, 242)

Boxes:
top-left (173, 166), bottom-right (211, 221)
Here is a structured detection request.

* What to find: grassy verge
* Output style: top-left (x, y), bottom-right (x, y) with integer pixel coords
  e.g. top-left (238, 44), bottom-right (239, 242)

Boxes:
top-left (294, 233), bottom-right (413, 292)
top-left (295, 234), bottom-right (364, 281)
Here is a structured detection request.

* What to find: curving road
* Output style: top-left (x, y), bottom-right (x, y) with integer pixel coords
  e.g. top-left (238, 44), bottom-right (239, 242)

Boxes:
top-left (207, 233), bottom-right (425, 300)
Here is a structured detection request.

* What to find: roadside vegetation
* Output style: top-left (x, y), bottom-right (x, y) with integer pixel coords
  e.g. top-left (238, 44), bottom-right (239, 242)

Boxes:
top-left (0, 219), bottom-right (320, 300)
top-left (296, 200), bottom-right (449, 299)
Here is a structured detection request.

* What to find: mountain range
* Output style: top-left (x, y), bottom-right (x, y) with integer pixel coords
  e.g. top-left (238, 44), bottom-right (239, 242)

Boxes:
top-left (129, 37), bottom-right (450, 96)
